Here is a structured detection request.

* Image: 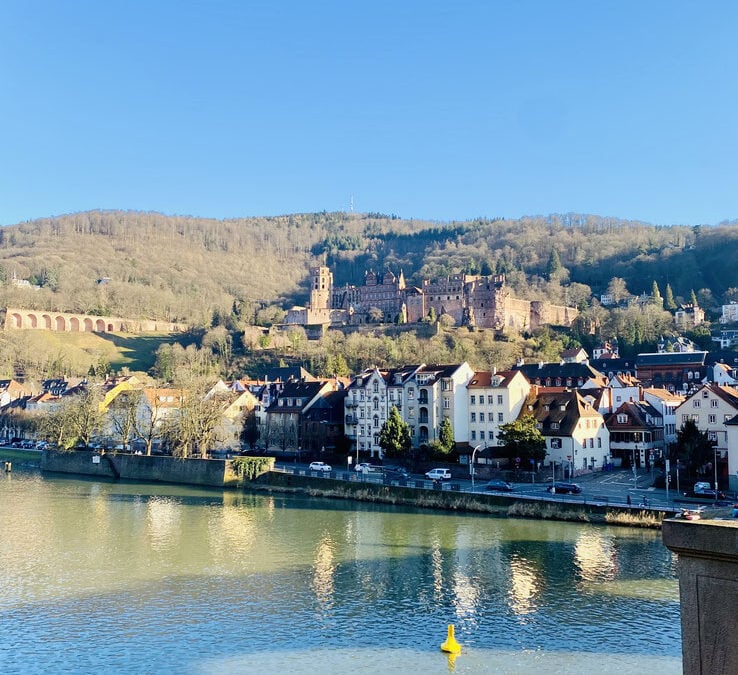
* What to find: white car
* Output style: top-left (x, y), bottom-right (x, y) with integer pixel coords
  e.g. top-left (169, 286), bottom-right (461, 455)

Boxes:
top-left (425, 468), bottom-right (452, 481)
top-left (308, 461), bottom-right (332, 473)
top-left (355, 462), bottom-right (372, 472)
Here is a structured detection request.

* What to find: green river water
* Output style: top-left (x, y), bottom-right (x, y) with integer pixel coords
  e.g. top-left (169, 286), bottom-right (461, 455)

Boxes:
top-left (0, 469), bottom-right (681, 674)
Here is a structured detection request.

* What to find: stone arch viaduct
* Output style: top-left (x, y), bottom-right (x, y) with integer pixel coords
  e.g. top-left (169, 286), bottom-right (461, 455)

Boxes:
top-left (2, 307), bottom-right (187, 334)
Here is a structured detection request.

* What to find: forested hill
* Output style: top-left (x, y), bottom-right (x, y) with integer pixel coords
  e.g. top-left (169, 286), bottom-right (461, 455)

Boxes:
top-left (0, 210), bottom-right (737, 325)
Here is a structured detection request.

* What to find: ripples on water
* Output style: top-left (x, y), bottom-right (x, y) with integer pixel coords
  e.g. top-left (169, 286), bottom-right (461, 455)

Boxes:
top-left (0, 471), bottom-right (681, 674)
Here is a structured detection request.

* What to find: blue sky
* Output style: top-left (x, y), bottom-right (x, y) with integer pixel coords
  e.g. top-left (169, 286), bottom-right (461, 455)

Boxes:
top-left (2, 1), bottom-right (738, 227)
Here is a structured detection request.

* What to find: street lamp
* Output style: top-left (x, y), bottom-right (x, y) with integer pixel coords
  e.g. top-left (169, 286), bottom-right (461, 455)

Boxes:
top-left (470, 444), bottom-right (482, 491)
top-left (632, 444), bottom-right (639, 491)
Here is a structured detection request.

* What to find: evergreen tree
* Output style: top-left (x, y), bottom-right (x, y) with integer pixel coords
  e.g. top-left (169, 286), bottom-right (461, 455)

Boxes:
top-left (497, 414), bottom-right (547, 465)
top-left (674, 419), bottom-right (715, 473)
top-left (664, 283), bottom-right (677, 311)
top-left (438, 418), bottom-right (454, 453)
top-left (547, 249), bottom-right (563, 279)
top-left (378, 406), bottom-right (412, 459)
top-left (690, 289), bottom-right (699, 306)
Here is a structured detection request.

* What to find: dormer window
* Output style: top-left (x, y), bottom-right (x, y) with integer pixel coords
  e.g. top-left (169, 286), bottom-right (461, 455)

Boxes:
top-left (617, 414), bottom-right (628, 423)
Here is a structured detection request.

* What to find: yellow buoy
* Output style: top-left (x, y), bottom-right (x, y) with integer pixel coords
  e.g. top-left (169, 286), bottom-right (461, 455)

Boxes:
top-left (440, 624), bottom-right (461, 654)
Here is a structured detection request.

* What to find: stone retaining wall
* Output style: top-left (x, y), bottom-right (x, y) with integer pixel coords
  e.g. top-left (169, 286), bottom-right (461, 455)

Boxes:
top-left (41, 449), bottom-right (239, 487)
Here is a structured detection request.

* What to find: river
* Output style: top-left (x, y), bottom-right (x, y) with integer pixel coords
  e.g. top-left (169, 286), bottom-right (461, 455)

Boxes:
top-left (0, 470), bottom-right (681, 674)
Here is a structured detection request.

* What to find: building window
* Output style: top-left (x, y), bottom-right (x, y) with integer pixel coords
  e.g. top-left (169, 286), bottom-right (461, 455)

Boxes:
top-left (373, 381), bottom-right (379, 393)
top-left (443, 398), bottom-right (450, 409)
top-left (479, 412), bottom-right (485, 422)
top-left (497, 395), bottom-right (503, 405)
top-left (498, 412), bottom-right (503, 422)
top-left (470, 413), bottom-right (476, 422)
top-left (693, 400), bottom-right (700, 408)
top-left (480, 431), bottom-right (485, 440)
top-left (597, 438), bottom-right (601, 448)
top-left (551, 422), bottom-right (559, 430)
top-left (709, 415), bottom-right (717, 424)
top-left (470, 395), bottom-right (476, 405)
top-left (711, 399), bottom-right (719, 408)
top-left (617, 414), bottom-right (628, 423)
top-left (373, 415), bottom-right (379, 428)
top-left (471, 430), bottom-right (476, 441)
top-left (373, 398), bottom-right (379, 410)
top-left (550, 438), bottom-right (562, 449)
top-left (408, 388), bottom-right (415, 399)
top-left (488, 395), bottom-right (494, 405)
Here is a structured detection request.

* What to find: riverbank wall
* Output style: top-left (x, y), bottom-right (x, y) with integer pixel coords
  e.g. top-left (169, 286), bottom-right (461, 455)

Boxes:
top-left (34, 451), bottom-right (678, 527)
top-left (40, 449), bottom-right (240, 487)
top-left (251, 471), bottom-right (678, 528)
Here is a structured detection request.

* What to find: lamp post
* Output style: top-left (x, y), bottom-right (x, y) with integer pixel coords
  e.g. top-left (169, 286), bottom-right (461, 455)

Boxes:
top-left (714, 446), bottom-right (719, 504)
top-left (632, 444), bottom-right (639, 492)
top-left (470, 444), bottom-right (482, 492)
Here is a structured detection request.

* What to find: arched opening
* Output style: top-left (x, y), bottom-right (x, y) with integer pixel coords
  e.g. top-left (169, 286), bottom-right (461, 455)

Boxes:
top-left (419, 407), bottom-right (429, 424)
top-left (55, 316), bottom-right (66, 331)
top-left (83, 318), bottom-right (93, 332)
top-left (42, 314), bottom-right (52, 329)
top-left (28, 313), bottom-right (38, 328)
top-left (10, 313), bottom-right (22, 328)
top-left (69, 317), bottom-right (80, 332)
top-left (107, 323), bottom-right (114, 332)
top-left (96, 319), bottom-right (106, 332)
top-left (419, 426), bottom-right (429, 444)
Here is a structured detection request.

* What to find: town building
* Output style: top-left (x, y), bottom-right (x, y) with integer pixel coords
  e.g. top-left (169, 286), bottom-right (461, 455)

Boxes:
top-left (604, 400), bottom-right (664, 469)
top-left (673, 383), bottom-right (738, 478)
top-left (635, 351), bottom-right (709, 392)
top-left (522, 389), bottom-right (610, 475)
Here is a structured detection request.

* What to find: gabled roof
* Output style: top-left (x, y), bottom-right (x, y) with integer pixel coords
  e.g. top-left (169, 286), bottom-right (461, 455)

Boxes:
top-left (698, 383), bottom-right (738, 409)
top-left (521, 390), bottom-right (600, 436)
top-left (604, 400), bottom-right (662, 430)
top-left (267, 380), bottom-right (329, 412)
top-left (642, 387), bottom-right (685, 403)
top-left (514, 361), bottom-right (607, 387)
top-left (263, 366), bottom-right (316, 383)
top-left (636, 352), bottom-right (708, 367)
top-left (467, 370), bottom-right (524, 389)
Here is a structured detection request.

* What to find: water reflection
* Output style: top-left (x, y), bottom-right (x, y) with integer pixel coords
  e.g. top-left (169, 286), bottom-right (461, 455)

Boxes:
top-left (0, 472), bottom-right (682, 674)
top-left (311, 534), bottom-right (337, 608)
top-left (574, 529), bottom-right (617, 583)
top-left (508, 554), bottom-right (541, 617)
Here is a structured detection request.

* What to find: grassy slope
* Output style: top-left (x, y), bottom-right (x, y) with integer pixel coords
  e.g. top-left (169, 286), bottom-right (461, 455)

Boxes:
top-left (27, 330), bottom-right (182, 374)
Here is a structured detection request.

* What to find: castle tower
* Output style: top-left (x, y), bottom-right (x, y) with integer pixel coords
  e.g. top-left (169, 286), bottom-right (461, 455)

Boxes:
top-left (309, 266), bottom-right (333, 310)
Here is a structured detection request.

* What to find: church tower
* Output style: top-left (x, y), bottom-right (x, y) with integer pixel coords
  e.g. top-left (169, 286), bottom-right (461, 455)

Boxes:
top-left (309, 266), bottom-right (333, 310)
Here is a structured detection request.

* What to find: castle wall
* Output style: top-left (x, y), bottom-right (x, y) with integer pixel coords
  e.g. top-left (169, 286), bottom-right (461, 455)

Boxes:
top-left (3, 307), bottom-right (187, 334)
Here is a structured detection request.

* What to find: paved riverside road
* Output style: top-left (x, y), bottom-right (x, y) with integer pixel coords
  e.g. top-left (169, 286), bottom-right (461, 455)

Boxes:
top-left (277, 463), bottom-right (697, 512)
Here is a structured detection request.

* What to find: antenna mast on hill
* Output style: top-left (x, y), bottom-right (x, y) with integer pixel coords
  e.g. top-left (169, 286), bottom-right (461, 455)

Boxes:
top-left (349, 194), bottom-right (354, 212)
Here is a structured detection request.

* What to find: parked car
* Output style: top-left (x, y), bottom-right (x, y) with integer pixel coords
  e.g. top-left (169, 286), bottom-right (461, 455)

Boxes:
top-left (355, 462), bottom-right (372, 472)
top-left (425, 468), bottom-right (452, 481)
top-left (483, 479), bottom-right (514, 492)
top-left (383, 465), bottom-right (410, 479)
top-left (689, 482), bottom-right (725, 500)
top-left (546, 482), bottom-right (582, 494)
top-left (308, 461), bottom-right (332, 473)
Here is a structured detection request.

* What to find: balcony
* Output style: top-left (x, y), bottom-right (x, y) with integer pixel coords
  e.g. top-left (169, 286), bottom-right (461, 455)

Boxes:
top-left (345, 415), bottom-right (358, 425)
top-left (345, 400), bottom-right (359, 409)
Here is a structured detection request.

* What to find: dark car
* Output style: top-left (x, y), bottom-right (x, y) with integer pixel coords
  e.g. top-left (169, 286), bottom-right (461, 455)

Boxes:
top-left (546, 482), bottom-right (582, 495)
top-left (483, 480), bottom-right (514, 492)
top-left (383, 465), bottom-right (410, 479)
